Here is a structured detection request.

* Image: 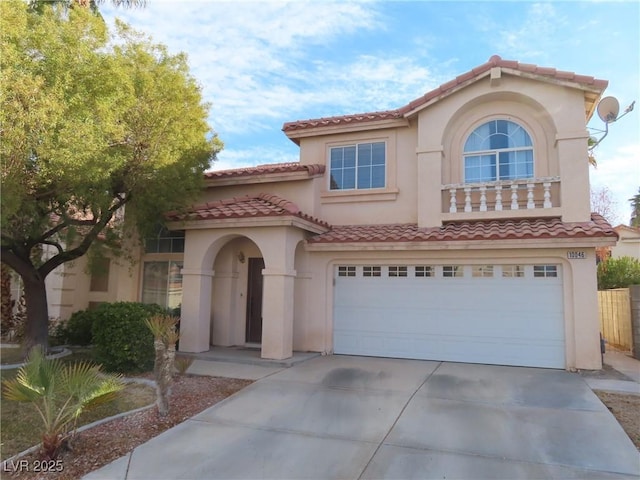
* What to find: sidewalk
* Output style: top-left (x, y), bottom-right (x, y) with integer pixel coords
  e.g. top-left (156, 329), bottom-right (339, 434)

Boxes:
top-left (583, 349), bottom-right (640, 395)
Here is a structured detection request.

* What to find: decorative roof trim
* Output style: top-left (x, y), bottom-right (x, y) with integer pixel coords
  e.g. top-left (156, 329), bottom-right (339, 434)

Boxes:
top-left (165, 193), bottom-right (330, 231)
top-left (204, 163), bottom-right (325, 180)
top-left (307, 214), bottom-right (616, 245)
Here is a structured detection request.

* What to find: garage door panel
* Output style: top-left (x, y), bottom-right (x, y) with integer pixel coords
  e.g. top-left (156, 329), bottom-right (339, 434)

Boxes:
top-left (333, 264), bottom-right (565, 368)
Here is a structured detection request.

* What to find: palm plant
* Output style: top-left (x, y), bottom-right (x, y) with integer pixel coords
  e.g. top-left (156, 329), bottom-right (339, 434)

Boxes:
top-left (2, 347), bottom-right (124, 459)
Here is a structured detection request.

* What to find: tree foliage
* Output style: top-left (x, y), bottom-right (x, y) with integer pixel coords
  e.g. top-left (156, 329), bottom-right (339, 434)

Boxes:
top-left (0, 1), bottom-right (221, 350)
top-left (91, 302), bottom-right (166, 373)
top-left (28, 0), bottom-right (146, 15)
top-left (630, 187), bottom-right (640, 227)
top-left (590, 186), bottom-right (620, 225)
top-left (597, 256), bottom-right (640, 290)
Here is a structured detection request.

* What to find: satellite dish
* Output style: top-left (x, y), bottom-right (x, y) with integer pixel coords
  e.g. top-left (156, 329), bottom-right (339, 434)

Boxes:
top-left (597, 96), bottom-right (620, 123)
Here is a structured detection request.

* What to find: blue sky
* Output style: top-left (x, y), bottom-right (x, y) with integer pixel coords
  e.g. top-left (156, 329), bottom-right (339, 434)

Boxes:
top-left (102, 1), bottom-right (640, 225)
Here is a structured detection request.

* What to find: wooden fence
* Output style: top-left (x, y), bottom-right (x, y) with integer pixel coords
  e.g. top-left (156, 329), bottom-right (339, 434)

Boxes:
top-left (598, 288), bottom-right (632, 351)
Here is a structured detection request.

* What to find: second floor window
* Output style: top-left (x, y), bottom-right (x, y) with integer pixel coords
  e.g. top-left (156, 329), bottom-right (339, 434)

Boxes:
top-left (463, 120), bottom-right (533, 183)
top-left (330, 141), bottom-right (385, 190)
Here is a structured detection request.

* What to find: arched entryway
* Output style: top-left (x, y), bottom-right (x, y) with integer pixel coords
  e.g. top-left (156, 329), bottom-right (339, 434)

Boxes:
top-left (210, 236), bottom-right (265, 348)
top-left (178, 225), bottom-right (307, 360)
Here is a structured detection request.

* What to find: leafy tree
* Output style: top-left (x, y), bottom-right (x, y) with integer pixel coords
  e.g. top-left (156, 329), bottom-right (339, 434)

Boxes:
top-left (597, 256), bottom-right (640, 290)
top-left (630, 187), bottom-right (640, 227)
top-left (28, 0), bottom-right (145, 15)
top-left (2, 347), bottom-right (124, 459)
top-left (0, 1), bottom-right (221, 352)
top-left (590, 186), bottom-right (619, 225)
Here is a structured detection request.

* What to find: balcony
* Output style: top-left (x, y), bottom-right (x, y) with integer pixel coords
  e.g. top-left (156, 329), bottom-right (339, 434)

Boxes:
top-left (441, 177), bottom-right (561, 221)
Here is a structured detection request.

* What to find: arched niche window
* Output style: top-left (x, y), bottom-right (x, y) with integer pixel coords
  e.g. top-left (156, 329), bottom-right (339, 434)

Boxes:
top-left (463, 119), bottom-right (533, 183)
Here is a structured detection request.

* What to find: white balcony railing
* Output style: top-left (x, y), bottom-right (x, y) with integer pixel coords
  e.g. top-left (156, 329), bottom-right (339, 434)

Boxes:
top-left (442, 177), bottom-right (561, 214)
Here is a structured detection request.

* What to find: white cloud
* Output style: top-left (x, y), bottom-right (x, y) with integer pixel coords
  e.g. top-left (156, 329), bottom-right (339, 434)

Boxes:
top-left (211, 144), bottom-right (299, 171)
top-left (591, 143), bottom-right (640, 225)
top-left (494, 3), bottom-right (568, 59)
top-left (103, 1), bottom-right (388, 135)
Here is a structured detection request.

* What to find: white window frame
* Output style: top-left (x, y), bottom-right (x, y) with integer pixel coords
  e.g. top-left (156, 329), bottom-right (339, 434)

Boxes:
top-left (329, 141), bottom-right (386, 191)
top-left (472, 265), bottom-right (494, 278)
top-left (338, 266), bottom-right (356, 277)
top-left (502, 265), bottom-right (525, 278)
top-left (463, 119), bottom-right (534, 183)
top-left (534, 265), bottom-right (558, 278)
top-left (414, 266), bottom-right (434, 277)
top-left (443, 265), bottom-right (464, 278)
top-left (388, 266), bottom-right (408, 277)
top-left (363, 266), bottom-right (382, 277)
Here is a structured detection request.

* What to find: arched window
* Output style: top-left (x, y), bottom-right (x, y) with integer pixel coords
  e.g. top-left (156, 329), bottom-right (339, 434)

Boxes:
top-left (463, 119), bottom-right (533, 183)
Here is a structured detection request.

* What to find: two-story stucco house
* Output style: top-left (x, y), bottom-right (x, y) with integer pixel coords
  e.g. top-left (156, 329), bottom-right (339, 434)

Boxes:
top-left (51, 56), bottom-right (618, 370)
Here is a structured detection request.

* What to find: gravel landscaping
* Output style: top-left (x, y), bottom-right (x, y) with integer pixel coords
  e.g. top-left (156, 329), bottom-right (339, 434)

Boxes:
top-left (2, 375), bottom-right (251, 480)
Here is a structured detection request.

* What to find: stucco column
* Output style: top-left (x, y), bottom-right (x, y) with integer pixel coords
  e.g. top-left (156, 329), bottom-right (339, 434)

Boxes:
top-left (416, 146), bottom-right (443, 228)
top-left (556, 131), bottom-right (591, 222)
top-left (178, 268), bottom-right (214, 353)
top-left (261, 269), bottom-right (296, 360)
top-left (567, 250), bottom-right (602, 370)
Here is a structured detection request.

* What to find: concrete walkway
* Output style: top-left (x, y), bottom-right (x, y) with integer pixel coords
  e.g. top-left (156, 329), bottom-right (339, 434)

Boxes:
top-left (584, 349), bottom-right (640, 395)
top-left (85, 355), bottom-right (640, 480)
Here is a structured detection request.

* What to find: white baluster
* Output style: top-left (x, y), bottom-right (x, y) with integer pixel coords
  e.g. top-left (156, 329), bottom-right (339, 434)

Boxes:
top-left (543, 182), bottom-right (552, 208)
top-left (464, 187), bottom-right (472, 212)
top-left (449, 188), bottom-right (458, 213)
top-left (494, 185), bottom-right (503, 211)
top-left (527, 183), bottom-right (535, 209)
top-left (510, 184), bottom-right (519, 210)
top-left (479, 186), bottom-right (487, 212)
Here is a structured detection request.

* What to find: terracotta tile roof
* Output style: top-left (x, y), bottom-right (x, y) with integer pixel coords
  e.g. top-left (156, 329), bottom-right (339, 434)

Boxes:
top-left (308, 214), bottom-right (617, 244)
top-left (282, 111), bottom-right (405, 132)
top-left (165, 193), bottom-right (330, 228)
top-left (205, 163), bottom-right (324, 179)
top-left (283, 55), bottom-right (608, 133)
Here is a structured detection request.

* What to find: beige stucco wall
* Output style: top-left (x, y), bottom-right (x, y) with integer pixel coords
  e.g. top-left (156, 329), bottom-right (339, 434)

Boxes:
top-left (291, 73), bottom-right (592, 228)
top-left (611, 228), bottom-right (640, 259)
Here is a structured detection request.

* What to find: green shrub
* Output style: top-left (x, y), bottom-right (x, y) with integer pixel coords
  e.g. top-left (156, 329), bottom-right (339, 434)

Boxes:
top-left (92, 302), bottom-right (166, 373)
top-left (597, 256), bottom-right (640, 290)
top-left (55, 309), bottom-right (101, 346)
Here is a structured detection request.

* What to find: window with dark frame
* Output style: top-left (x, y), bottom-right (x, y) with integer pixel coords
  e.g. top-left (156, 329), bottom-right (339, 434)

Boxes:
top-left (388, 266), bottom-right (408, 277)
top-left (415, 266), bottom-right (434, 277)
top-left (363, 266), bottom-right (382, 277)
top-left (338, 266), bottom-right (356, 277)
top-left (443, 265), bottom-right (463, 278)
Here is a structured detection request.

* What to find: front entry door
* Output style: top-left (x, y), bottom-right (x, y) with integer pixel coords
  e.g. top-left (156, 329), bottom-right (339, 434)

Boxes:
top-left (245, 257), bottom-right (264, 343)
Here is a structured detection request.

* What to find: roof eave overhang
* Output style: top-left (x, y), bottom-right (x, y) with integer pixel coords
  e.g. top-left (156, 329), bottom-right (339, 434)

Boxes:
top-left (167, 215), bottom-right (329, 235)
top-left (402, 71), bottom-right (492, 118)
top-left (402, 68), bottom-right (607, 121)
top-left (204, 170), bottom-right (323, 188)
top-left (284, 118), bottom-right (410, 144)
top-left (305, 236), bottom-right (617, 252)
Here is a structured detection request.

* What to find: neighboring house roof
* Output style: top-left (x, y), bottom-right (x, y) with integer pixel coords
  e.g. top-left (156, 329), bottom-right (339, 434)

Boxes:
top-left (165, 193), bottom-right (330, 229)
top-left (283, 55), bottom-right (607, 138)
top-left (204, 163), bottom-right (325, 179)
top-left (308, 214), bottom-right (617, 244)
top-left (614, 224), bottom-right (640, 237)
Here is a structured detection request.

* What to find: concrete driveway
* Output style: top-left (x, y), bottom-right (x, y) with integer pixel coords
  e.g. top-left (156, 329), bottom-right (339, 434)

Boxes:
top-left (87, 356), bottom-right (640, 479)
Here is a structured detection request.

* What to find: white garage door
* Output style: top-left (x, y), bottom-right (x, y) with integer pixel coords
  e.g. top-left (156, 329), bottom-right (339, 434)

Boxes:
top-left (333, 264), bottom-right (565, 368)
